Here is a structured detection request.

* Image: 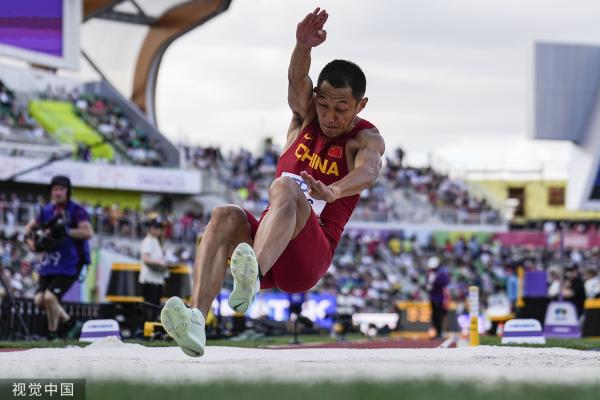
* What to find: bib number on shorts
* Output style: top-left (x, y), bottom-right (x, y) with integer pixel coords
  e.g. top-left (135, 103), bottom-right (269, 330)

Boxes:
top-left (281, 172), bottom-right (326, 216)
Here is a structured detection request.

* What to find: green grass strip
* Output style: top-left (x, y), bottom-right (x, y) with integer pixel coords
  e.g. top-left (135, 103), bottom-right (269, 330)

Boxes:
top-left (86, 379), bottom-right (600, 400)
top-left (0, 334), bottom-right (364, 349)
top-left (479, 335), bottom-right (600, 350)
top-left (2, 334), bottom-right (599, 350)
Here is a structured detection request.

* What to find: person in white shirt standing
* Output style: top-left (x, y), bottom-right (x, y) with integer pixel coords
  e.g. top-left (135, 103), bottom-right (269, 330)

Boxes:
top-left (584, 267), bottom-right (600, 299)
top-left (139, 218), bottom-right (169, 321)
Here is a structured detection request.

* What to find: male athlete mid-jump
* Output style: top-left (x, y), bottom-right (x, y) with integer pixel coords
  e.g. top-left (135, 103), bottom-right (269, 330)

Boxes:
top-left (161, 7), bottom-right (385, 357)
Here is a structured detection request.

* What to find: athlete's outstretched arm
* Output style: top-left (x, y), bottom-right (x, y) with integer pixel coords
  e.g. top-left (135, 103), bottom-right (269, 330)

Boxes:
top-left (287, 8), bottom-right (328, 130)
top-left (301, 131), bottom-right (385, 202)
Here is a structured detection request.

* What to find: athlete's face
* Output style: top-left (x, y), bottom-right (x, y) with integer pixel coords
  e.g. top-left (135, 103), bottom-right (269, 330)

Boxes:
top-left (51, 186), bottom-right (68, 205)
top-left (315, 81), bottom-right (367, 137)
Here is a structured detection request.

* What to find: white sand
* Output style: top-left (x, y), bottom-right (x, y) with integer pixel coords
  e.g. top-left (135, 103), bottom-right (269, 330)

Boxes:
top-left (1, 338), bottom-right (599, 384)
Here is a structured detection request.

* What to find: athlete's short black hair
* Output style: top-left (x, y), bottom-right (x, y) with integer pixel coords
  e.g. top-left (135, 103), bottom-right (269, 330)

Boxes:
top-left (317, 59), bottom-right (366, 100)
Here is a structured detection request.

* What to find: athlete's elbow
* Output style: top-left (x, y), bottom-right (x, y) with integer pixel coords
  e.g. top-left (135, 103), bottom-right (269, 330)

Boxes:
top-left (363, 167), bottom-right (379, 188)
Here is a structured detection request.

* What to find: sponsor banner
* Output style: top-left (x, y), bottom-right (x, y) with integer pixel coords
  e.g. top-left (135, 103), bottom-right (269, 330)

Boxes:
top-left (495, 231), bottom-right (600, 249)
top-left (433, 231), bottom-right (493, 245)
top-left (79, 319), bottom-right (121, 342)
top-left (563, 233), bottom-right (590, 248)
top-left (501, 319), bottom-right (545, 344)
top-left (494, 232), bottom-right (546, 247)
top-left (213, 292), bottom-right (336, 328)
top-left (352, 313), bottom-right (398, 335)
top-left (0, 155), bottom-right (201, 194)
top-left (524, 271), bottom-right (547, 297)
top-left (544, 301), bottom-right (581, 338)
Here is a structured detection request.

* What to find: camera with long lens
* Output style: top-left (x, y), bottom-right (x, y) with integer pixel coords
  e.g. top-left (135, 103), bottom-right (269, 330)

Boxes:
top-left (28, 213), bottom-right (67, 252)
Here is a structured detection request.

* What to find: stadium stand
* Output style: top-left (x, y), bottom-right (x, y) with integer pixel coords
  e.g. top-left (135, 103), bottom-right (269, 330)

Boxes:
top-left (0, 66), bottom-right (177, 166)
top-left (383, 151), bottom-right (502, 225)
top-left (3, 217), bottom-right (600, 317)
top-left (3, 177), bottom-right (597, 320)
top-left (0, 193), bottom-right (209, 243)
top-left (0, 79), bottom-right (55, 147)
top-left (71, 93), bottom-right (166, 166)
top-left (29, 99), bottom-right (114, 161)
top-left (181, 143), bottom-right (503, 225)
top-left (0, 229), bottom-right (37, 299)
top-left (0, 66), bottom-right (513, 321)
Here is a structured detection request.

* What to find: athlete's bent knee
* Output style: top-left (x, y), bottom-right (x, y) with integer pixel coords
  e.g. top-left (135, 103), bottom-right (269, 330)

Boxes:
top-left (207, 205), bottom-right (250, 239)
top-left (209, 206), bottom-right (246, 227)
top-left (269, 176), bottom-right (303, 209)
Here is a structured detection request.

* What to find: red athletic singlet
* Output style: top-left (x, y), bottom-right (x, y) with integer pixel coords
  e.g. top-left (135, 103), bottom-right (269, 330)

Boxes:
top-left (275, 117), bottom-right (375, 247)
top-left (245, 117), bottom-right (377, 292)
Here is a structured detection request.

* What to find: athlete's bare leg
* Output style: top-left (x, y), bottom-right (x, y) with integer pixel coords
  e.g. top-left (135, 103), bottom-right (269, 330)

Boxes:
top-left (253, 176), bottom-right (312, 276)
top-left (190, 205), bottom-right (253, 317)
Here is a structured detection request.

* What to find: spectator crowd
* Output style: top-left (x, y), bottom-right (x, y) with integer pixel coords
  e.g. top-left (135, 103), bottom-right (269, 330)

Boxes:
top-left (0, 229), bottom-right (37, 299)
top-left (0, 79), bottom-right (52, 148)
top-left (384, 149), bottom-right (501, 225)
top-left (1, 78), bottom-right (166, 166)
top-left (3, 209), bottom-right (600, 318)
top-left (316, 231), bottom-right (600, 315)
top-left (0, 192), bottom-right (209, 244)
top-left (71, 92), bottom-right (166, 166)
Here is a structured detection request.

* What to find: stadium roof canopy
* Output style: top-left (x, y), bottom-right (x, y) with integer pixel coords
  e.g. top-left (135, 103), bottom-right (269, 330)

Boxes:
top-left (81, 0), bottom-right (232, 125)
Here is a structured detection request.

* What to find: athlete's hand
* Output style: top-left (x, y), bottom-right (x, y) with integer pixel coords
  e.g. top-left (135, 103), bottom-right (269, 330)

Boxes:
top-left (296, 7), bottom-right (328, 48)
top-left (301, 171), bottom-right (338, 203)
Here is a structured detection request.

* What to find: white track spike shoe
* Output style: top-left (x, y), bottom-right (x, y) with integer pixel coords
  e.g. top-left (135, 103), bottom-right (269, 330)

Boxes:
top-left (228, 243), bottom-right (260, 314)
top-left (160, 296), bottom-right (206, 357)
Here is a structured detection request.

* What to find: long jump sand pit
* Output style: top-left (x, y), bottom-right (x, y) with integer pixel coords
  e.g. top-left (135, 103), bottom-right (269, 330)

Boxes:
top-left (1, 338), bottom-right (599, 384)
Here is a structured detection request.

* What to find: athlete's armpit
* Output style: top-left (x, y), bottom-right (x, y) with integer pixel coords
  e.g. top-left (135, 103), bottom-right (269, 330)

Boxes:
top-left (283, 117), bottom-right (306, 154)
top-left (282, 109), bottom-right (317, 154)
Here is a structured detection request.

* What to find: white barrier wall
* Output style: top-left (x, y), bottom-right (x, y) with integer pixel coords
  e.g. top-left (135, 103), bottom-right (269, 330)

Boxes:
top-left (0, 155), bottom-right (202, 194)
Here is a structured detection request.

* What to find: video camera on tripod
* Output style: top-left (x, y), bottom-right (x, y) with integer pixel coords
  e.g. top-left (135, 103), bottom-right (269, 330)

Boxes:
top-left (27, 212), bottom-right (67, 253)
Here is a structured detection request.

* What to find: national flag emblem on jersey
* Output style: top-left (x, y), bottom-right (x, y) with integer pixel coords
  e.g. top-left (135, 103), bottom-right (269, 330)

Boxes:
top-left (328, 145), bottom-right (343, 158)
